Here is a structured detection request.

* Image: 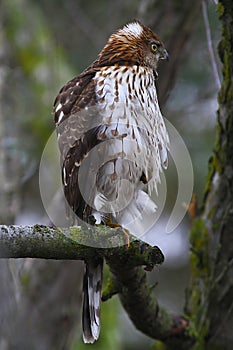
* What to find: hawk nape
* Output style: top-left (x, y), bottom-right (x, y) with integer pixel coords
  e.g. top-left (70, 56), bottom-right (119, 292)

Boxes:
top-left (53, 20), bottom-right (169, 343)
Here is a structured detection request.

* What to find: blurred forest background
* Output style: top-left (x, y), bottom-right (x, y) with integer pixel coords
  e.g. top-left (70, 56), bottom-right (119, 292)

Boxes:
top-left (0, 0), bottom-right (221, 349)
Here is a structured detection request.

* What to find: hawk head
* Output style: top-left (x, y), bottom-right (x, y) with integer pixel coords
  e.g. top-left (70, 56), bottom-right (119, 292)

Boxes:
top-left (95, 20), bottom-right (168, 73)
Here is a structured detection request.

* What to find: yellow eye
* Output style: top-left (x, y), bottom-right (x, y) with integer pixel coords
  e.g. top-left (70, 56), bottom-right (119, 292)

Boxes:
top-left (150, 43), bottom-right (157, 52)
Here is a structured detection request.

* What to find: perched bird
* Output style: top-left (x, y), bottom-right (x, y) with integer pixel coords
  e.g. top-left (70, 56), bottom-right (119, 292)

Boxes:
top-left (53, 20), bottom-right (169, 343)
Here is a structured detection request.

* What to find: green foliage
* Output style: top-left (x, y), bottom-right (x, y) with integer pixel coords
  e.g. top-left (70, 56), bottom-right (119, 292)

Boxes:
top-left (151, 340), bottom-right (167, 350)
top-left (3, 0), bottom-right (73, 156)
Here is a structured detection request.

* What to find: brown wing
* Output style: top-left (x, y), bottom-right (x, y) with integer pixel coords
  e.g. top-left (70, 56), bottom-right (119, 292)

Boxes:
top-left (54, 68), bottom-right (98, 124)
top-left (53, 68), bottom-right (102, 222)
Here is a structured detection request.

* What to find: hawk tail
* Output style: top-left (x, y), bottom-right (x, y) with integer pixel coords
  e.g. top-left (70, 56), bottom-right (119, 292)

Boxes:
top-left (82, 258), bottom-right (103, 343)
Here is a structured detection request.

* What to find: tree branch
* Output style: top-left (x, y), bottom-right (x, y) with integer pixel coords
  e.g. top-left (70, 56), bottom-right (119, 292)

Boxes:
top-left (157, 0), bottom-right (202, 106)
top-left (202, 0), bottom-right (221, 90)
top-left (0, 224), bottom-right (162, 264)
top-left (107, 258), bottom-right (192, 346)
top-left (0, 224), bottom-right (192, 344)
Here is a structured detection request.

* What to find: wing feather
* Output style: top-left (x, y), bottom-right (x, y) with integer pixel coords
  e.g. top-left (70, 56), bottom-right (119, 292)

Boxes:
top-left (53, 68), bottom-right (101, 221)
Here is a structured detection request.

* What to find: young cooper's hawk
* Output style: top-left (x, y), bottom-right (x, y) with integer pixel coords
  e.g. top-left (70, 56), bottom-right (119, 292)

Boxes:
top-left (53, 21), bottom-right (169, 343)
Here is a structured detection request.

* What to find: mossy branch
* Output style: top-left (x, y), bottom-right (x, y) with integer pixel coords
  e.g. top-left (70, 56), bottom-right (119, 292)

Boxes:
top-left (0, 224), bottom-right (162, 263)
top-left (0, 224), bottom-right (192, 345)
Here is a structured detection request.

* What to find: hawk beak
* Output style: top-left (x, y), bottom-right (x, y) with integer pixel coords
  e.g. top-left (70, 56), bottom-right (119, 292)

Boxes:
top-left (160, 48), bottom-right (169, 61)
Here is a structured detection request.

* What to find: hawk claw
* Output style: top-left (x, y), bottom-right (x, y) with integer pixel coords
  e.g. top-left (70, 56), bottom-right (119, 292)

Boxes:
top-left (87, 214), bottom-right (97, 225)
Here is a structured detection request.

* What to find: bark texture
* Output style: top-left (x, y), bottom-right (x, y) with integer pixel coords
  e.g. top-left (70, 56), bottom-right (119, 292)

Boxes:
top-left (187, 1), bottom-right (233, 349)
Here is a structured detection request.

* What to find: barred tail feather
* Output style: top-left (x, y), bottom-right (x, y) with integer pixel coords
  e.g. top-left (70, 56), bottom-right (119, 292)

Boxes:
top-left (82, 258), bottom-right (103, 343)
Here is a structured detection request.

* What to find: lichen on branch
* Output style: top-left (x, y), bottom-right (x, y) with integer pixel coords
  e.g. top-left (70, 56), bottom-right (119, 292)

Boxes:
top-left (0, 223), bottom-right (191, 345)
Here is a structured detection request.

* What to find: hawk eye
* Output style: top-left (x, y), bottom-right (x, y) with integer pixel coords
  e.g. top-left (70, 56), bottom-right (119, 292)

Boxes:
top-left (150, 42), bottom-right (158, 53)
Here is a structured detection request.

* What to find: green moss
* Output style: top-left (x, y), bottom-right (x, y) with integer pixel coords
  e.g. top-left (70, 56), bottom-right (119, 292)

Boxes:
top-left (189, 317), bottom-right (210, 350)
top-left (152, 340), bottom-right (167, 350)
top-left (216, 2), bottom-right (225, 17)
top-left (20, 272), bottom-right (31, 289)
top-left (186, 218), bottom-right (211, 348)
top-left (190, 222), bottom-right (210, 277)
top-left (189, 220), bottom-right (209, 252)
top-left (3, 0), bottom-right (74, 152)
top-left (68, 226), bottom-right (82, 240)
top-left (102, 276), bottom-right (119, 301)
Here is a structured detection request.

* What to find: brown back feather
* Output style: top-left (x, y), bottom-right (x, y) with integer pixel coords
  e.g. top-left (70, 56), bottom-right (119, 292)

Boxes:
top-left (53, 68), bottom-right (102, 221)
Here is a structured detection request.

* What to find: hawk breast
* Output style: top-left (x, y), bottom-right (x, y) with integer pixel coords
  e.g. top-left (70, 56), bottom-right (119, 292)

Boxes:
top-left (54, 64), bottom-right (169, 224)
top-left (93, 64), bottom-right (169, 204)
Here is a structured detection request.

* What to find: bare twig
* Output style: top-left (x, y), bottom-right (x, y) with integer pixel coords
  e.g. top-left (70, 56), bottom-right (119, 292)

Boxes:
top-left (64, 0), bottom-right (104, 49)
top-left (202, 0), bottom-right (221, 90)
top-left (156, 0), bottom-right (202, 106)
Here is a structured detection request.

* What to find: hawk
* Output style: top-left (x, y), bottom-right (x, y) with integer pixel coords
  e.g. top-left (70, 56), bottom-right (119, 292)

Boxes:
top-left (53, 20), bottom-right (169, 343)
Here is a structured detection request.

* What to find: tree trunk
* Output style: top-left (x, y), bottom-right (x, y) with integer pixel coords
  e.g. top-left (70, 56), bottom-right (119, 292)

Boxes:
top-left (187, 1), bottom-right (233, 349)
